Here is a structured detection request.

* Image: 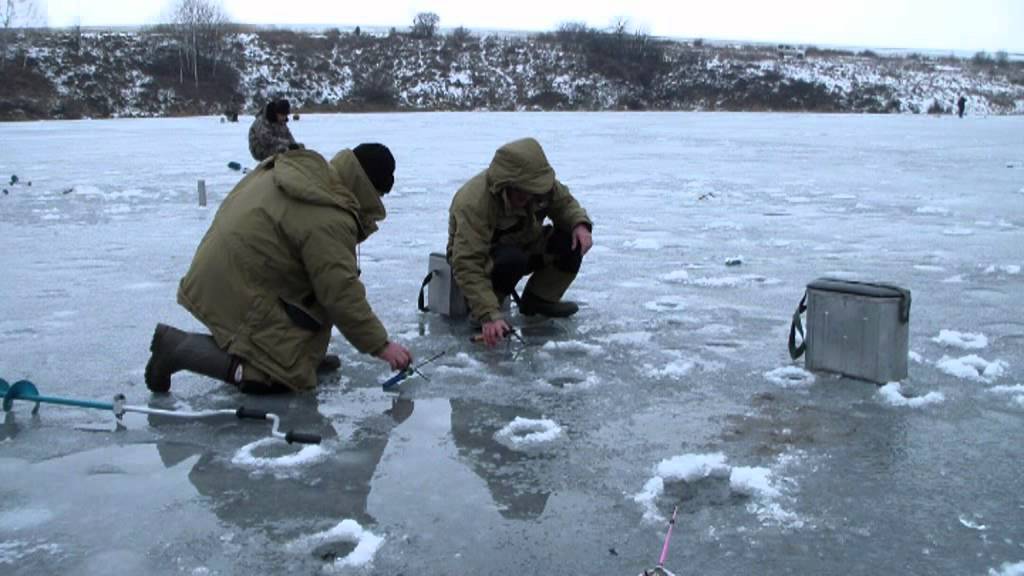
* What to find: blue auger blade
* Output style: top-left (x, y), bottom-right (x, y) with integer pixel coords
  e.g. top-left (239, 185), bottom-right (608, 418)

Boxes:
top-left (381, 369), bottom-right (412, 391)
top-left (2, 379), bottom-right (115, 413)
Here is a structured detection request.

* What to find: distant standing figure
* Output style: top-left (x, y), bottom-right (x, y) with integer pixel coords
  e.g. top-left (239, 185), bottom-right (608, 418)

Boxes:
top-left (248, 98), bottom-right (303, 162)
top-left (957, 95), bottom-right (966, 118)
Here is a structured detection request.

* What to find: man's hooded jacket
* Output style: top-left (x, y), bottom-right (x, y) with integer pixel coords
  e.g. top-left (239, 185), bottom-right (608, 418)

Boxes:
top-left (178, 149), bottom-right (388, 391)
top-left (447, 138), bottom-right (591, 323)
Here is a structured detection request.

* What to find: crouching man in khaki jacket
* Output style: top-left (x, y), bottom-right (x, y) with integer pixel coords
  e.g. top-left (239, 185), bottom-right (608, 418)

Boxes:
top-left (145, 144), bottom-right (412, 394)
top-left (447, 138), bottom-right (593, 347)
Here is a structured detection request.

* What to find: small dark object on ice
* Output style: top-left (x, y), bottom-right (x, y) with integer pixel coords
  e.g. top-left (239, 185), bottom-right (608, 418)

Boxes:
top-left (698, 191), bottom-right (715, 200)
top-left (227, 161), bottom-right (242, 171)
top-left (62, 187), bottom-right (73, 195)
top-left (609, 547), bottom-right (618, 556)
top-left (10, 175), bottom-right (18, 185)
top-left (26, 181), bottom-right (31, 186)
top-left (292, 113), bottom-right (300, 121)
top-left (2, 189), bottom-right (7, 195)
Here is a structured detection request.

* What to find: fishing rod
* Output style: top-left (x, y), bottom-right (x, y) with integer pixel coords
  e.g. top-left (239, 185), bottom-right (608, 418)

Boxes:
top-left (641, 506), bottom-right (679, 576)
top-left (0, 378), bottom-right (321, 444)
top-left (381, 349), bottom-right (448, 391)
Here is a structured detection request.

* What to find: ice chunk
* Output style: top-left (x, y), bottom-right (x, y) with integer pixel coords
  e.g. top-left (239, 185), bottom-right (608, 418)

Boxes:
top-left (936, 355), bottom-right (1009, 383)
top-left (494, 417), bottom-right (563, 451)
top-left (932, 329), bottom-right (988, 350)
top-left (877, 382), bottom-right (945, 408)
top-left (656, 453), bottom-right (730, 482)
top-left (231, 437), bottom-right (329, 470)
top-left (984, 264), bottom-right (1021, 275)
top-left (287, 519), bottom-right (383, 568)
top-left (729, 466), bottom-right (781, 499)
top-left (988, 561), bottom-right (1024, 576)
top-left (764, 366), bottom-right (816, 388)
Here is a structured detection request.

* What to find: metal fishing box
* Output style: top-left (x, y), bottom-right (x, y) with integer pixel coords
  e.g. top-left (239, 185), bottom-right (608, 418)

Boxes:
top-left (419, 252), bottom-right (468, 318)
top-left (789, 278), bottom-right (911, 383)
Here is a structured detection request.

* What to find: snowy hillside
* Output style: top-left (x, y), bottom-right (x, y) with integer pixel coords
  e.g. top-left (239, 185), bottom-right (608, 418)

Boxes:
top-left (2, 27), bottom-right (1022, 120)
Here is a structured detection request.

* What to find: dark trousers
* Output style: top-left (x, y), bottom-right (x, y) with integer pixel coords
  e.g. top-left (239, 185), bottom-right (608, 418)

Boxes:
top-left (491, 227), bottom-right (582, 298)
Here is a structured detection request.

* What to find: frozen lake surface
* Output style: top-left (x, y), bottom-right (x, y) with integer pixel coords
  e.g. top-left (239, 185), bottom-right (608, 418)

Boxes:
top-left (1, 112), bottom-right (1023, 575)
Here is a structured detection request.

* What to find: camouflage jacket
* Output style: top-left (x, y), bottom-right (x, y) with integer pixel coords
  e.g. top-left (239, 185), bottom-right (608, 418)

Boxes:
top-left (248, 115), bottom-right (299, 162)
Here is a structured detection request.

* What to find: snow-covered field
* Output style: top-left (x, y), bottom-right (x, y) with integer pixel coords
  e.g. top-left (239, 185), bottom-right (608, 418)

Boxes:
top-left (0, 112), bottom-right (1022, 575)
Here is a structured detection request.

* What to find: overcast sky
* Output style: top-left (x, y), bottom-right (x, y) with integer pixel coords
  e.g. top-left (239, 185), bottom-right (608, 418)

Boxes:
top-left (39, 0), bottom-right (1024, 53)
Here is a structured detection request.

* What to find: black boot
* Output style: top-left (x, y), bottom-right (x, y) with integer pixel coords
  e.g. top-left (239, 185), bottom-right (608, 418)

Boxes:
top-left (145, 323), bottom-right (235, 393)
top-left (518, 291), bottom-right (579, 318)
top-left (316, 354), bottom-right (341, 373)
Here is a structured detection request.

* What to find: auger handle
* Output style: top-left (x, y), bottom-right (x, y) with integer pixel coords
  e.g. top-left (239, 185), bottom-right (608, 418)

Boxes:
top-left (285, 431), bottom-right (322, 445)
top-left (235, 407), bottom-right (268, 420)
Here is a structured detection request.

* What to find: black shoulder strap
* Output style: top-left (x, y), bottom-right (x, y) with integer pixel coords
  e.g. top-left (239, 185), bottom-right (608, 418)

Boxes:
top-left (788, 293), bottom-right (808, 359)
top-left (417, 272), bottom-right (434, 312)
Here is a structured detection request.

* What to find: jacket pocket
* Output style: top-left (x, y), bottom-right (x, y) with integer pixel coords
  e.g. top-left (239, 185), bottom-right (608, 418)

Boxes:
top-left (248, 299), bottom-right (316, 370)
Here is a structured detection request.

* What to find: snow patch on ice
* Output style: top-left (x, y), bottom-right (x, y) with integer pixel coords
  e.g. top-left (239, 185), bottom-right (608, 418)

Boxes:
top-left (984, 264), bottom-right (1021, 275)
top-left (877, 382), bottom-right (945, 408)
top-left (942, 227), bottom-right (974, 236)
top-left (679, 272), bottom-right (774, 286)
top-left (942, 274), bottom-right (965, 283)
top-left (494, 417), bottom-right (563, 451)
top-left (936, 355), bottom-right (1009, 383)
top-left (121, 281), bottom-right (164, 292)
top-left (231, 437), bottom-right (329, 472)
top-left (657, 453), bottom-right (731, 482)
top-left (0, 507), bottom-right (54, 531)
top-left (624, 238), bottom-right (661, 250)
top-left (643, 359), bottom-right (696, 379)
top-left (958, 515), bottom-right (988, 531)
top-left (765, 366), bottom-right (816, 388)
top-left (644, 297), bottom-right (688, 312)
top-left (541, 340), bottom-right (603, 356)
top-left (660, 269), bottom-right (690, 282)
top-left (913, 265), bottom-right (946, 273)
top-left (909, 351), bottom-right (925, 364)
top-left (634, 453), bottom-right (795, 526)
top-left (988, 384), bottom-right (1024, 408)
top-left (287, 519), bottom-right (383, 569)
top-left (0, 540), bottom-right (62, 566)
top-left (988, 561), bottom-right (1024, 576)
top-left (435, 352), bottom-right (485, 373)
top-left (915, 206), bottom-right (951, 215)
top-left (932, 329), bottom-right (988, 350)
top-left (729, 466), bottom-right (781, 499)
top-left (596, 331), bottom-right (653, 345)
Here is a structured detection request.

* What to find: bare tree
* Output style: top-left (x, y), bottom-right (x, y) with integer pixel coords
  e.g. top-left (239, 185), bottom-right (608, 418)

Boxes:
top-left (1, 0), bottom-right (41, 69)
top-left (410, 12), bottom-right (439, 39)
top-left (167, 0), bottom-right (229, 88)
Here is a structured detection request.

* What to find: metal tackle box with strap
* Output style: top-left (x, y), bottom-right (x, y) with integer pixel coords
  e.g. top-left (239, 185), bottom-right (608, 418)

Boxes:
top-left (789, 277), bottom-right (912, 383)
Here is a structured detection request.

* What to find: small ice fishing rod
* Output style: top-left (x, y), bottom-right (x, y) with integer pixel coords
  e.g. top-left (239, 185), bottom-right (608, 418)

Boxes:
top-left (641, 506), bottom-right (679, 576)
top-left (469, 327), bottom-right (526, 346)
top-left (0, 378), bottom-right (321, 444)
top-left (381, 349), bottom-right (448, 391)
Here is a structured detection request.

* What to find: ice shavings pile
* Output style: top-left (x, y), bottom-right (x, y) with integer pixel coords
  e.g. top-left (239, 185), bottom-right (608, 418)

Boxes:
top-left (633, 452), bottom-right (799, 527)
top-left (877, 382), bottom-right (945, 408)
top-left (287, 519), bottom-right (384, 570)
top-left (494, 417), bottom-right (563, 451)
top-left (765, 366), bottom-right (816, 388)
top-left (932, 330), bottom-right (988, 350)
top-left (988, 561), bottom-right (1024, 576)
top-left (231, 437), bottom-right (329, 473)
top-left (987, 384), bottom-right (1024, 408)
top-left (936, 355), bottom-right (1009, 383)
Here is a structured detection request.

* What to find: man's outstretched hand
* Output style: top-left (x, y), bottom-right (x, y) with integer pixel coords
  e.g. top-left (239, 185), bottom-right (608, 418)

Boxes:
top-left (481, 319), bottom-right (512, 348)
top-left (377, 341), bottom-right (412, 371)
top-left (572, 224), bottom-right (593, 256)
